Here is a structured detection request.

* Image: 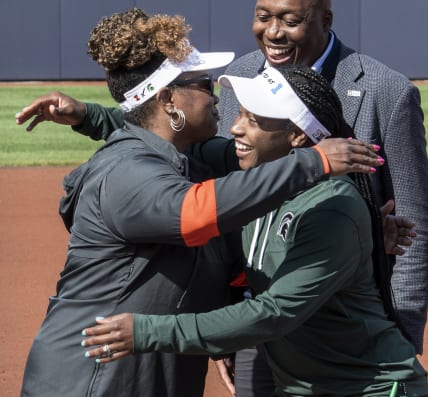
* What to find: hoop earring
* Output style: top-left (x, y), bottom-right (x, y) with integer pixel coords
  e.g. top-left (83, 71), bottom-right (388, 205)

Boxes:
top-left (169, 108), bottom-right (186, 132)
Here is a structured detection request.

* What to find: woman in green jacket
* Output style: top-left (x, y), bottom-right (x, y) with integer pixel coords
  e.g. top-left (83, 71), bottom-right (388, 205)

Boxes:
top-left (81, 66), bottom-right (428, 397)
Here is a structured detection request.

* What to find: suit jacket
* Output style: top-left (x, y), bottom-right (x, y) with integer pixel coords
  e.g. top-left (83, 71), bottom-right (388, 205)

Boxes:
top-left (218, 35), bottom-right (428, 354)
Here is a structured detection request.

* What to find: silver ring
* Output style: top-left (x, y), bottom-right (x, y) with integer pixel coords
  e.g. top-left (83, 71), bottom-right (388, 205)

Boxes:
top-left (102, 344), bottom-right (112, 356)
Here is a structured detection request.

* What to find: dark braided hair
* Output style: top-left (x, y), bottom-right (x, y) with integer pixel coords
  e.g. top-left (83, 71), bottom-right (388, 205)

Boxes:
top-left (279, 66), bottom-right (408, 338)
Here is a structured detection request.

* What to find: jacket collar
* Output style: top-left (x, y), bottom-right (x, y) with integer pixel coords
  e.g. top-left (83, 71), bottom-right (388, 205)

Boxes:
top-left (320, 32), bottom-right (343, 83)
top-left (121, 121), bottom-right (188, 175)
top-left (327, 37), bottom-right (366, 129)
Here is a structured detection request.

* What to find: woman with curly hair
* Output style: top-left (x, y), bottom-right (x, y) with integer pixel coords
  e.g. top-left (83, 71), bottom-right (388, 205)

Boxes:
top-left (20, 8), bottom-right (383, 397)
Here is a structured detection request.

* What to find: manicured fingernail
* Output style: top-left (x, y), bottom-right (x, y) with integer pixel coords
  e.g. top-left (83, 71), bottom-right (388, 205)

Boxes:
top-left (347, 137), bottom-right (353, 140)
top-left (370, 167), bottom-right (377, 173)
top-left (85, 351), bottom-right (90, 358)
top-left (81, 340), bottom-right (86, 347)
top-left (82, 330), bottom-right (86, 336)
top-left (377, 156), bottom-right (385, 164)
top-left (96, 316), bottom-right (104, 321)
top-left (96, 358), bottom-right (101, 363)
top-left (373, 144), bottom-right (381, 151)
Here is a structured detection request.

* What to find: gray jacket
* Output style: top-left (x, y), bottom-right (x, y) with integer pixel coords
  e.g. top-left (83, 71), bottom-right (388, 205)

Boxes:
top-left (218, 35), bottom-right (428, 353)
top-left (21, 123), bottom-right (329, 397)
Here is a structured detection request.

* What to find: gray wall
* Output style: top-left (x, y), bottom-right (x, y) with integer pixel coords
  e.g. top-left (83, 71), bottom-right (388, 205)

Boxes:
top-left (0, 0), bottom-right (426, 80)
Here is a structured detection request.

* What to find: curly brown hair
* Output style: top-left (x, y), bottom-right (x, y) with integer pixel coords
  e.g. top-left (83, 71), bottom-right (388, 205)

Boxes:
top-left (87, 8), bottom-right (193, 123)
top-left (88, 8), bottom-right (192, 72)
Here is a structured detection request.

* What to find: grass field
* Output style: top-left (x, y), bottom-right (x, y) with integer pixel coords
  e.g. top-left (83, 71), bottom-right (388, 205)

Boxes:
top-left (0, 84), bottom-right (115, 166)
top-left (1, 82), bottom-right (427, 167)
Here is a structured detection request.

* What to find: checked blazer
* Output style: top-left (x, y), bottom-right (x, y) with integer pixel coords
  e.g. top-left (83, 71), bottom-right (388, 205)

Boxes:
top-left (218, 35), bottom-right (428, 354)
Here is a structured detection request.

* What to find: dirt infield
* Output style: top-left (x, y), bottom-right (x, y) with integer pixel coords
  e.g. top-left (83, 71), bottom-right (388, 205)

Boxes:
top-left (0, 166), bottom-right (228, 397)
top-left (0, 166), bottom-right (427, 396)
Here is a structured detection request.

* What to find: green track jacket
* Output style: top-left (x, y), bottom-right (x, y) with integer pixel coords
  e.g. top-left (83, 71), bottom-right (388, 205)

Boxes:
top-left (133, 176), bottom-right (428, 396)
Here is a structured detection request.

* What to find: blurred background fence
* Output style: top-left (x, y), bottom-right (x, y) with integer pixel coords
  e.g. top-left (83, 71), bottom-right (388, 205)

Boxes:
top-left (0, 0), bottom-right (427, 81)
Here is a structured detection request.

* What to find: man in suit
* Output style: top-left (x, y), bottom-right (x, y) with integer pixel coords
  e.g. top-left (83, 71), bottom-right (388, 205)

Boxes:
top-left (215, 0), bottom-right (428, 395)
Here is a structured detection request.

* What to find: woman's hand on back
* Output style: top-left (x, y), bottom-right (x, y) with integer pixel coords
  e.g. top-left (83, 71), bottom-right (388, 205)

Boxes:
top-left (381, 199), bottom-right (416, 256)
top-left (81, 313), bottom-right (134, 363)
top-left (316, 137), bottom-right (383, 176)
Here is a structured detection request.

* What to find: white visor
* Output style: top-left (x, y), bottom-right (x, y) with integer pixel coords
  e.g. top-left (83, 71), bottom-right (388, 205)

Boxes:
top-left (119, 48), bottom-right (235, 112)
top-left (218, 67), bottom-right (331, 143)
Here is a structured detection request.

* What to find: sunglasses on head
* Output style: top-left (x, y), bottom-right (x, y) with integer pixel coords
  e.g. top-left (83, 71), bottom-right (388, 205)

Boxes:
top-left (168, 75), bottom-right (215, 96)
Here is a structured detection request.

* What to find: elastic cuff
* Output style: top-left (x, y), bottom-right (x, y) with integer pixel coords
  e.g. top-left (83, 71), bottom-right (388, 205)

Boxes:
top-left (133, 313), bottom-right (144, 353)
top-left (313, 145), bottom-right (331, 175)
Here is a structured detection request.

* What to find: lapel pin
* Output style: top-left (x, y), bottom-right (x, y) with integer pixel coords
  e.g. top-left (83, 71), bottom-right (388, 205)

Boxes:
top-left (347, 90), bottom-right (361, 97)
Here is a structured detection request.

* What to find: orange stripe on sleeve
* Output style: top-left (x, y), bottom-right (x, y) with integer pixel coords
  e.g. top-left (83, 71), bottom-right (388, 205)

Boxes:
top-left (181, 179), bottom-right (220, 247)
top-left (313, 145), bottom-right (331, 175)
top-left (229, 271), bottom-right (248, 287)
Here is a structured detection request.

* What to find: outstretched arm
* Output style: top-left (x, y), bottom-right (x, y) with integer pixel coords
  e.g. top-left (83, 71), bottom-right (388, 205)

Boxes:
top-left (15, 91), bottom-right (123, 141)
top-left (15, 91), bottom-right (87, 130)
top-left (105, 141), bottom-right (382, 246)
top-left (81, 208), bottom-right (374, 362)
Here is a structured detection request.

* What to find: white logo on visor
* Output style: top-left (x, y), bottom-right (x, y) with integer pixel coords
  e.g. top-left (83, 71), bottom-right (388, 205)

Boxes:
top-left (133, 83), bottom-right (156, 102)
top-left (261, 71), bottom-right (284, 95)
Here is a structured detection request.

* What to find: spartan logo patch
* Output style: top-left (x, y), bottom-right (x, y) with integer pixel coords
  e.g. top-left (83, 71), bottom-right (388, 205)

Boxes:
top-left (277, 212), bottom-right (294, 242)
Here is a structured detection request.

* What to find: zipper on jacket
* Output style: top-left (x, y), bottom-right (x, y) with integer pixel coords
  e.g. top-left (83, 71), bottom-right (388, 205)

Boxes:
top-left (176, 252), bottom-right (199, 309)
top-left (183, 157), bottom-right (190, 180)
top-left (85, 362), bottom-right (101, 397)
top-left (125, 261), bottom-right (135, 281)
